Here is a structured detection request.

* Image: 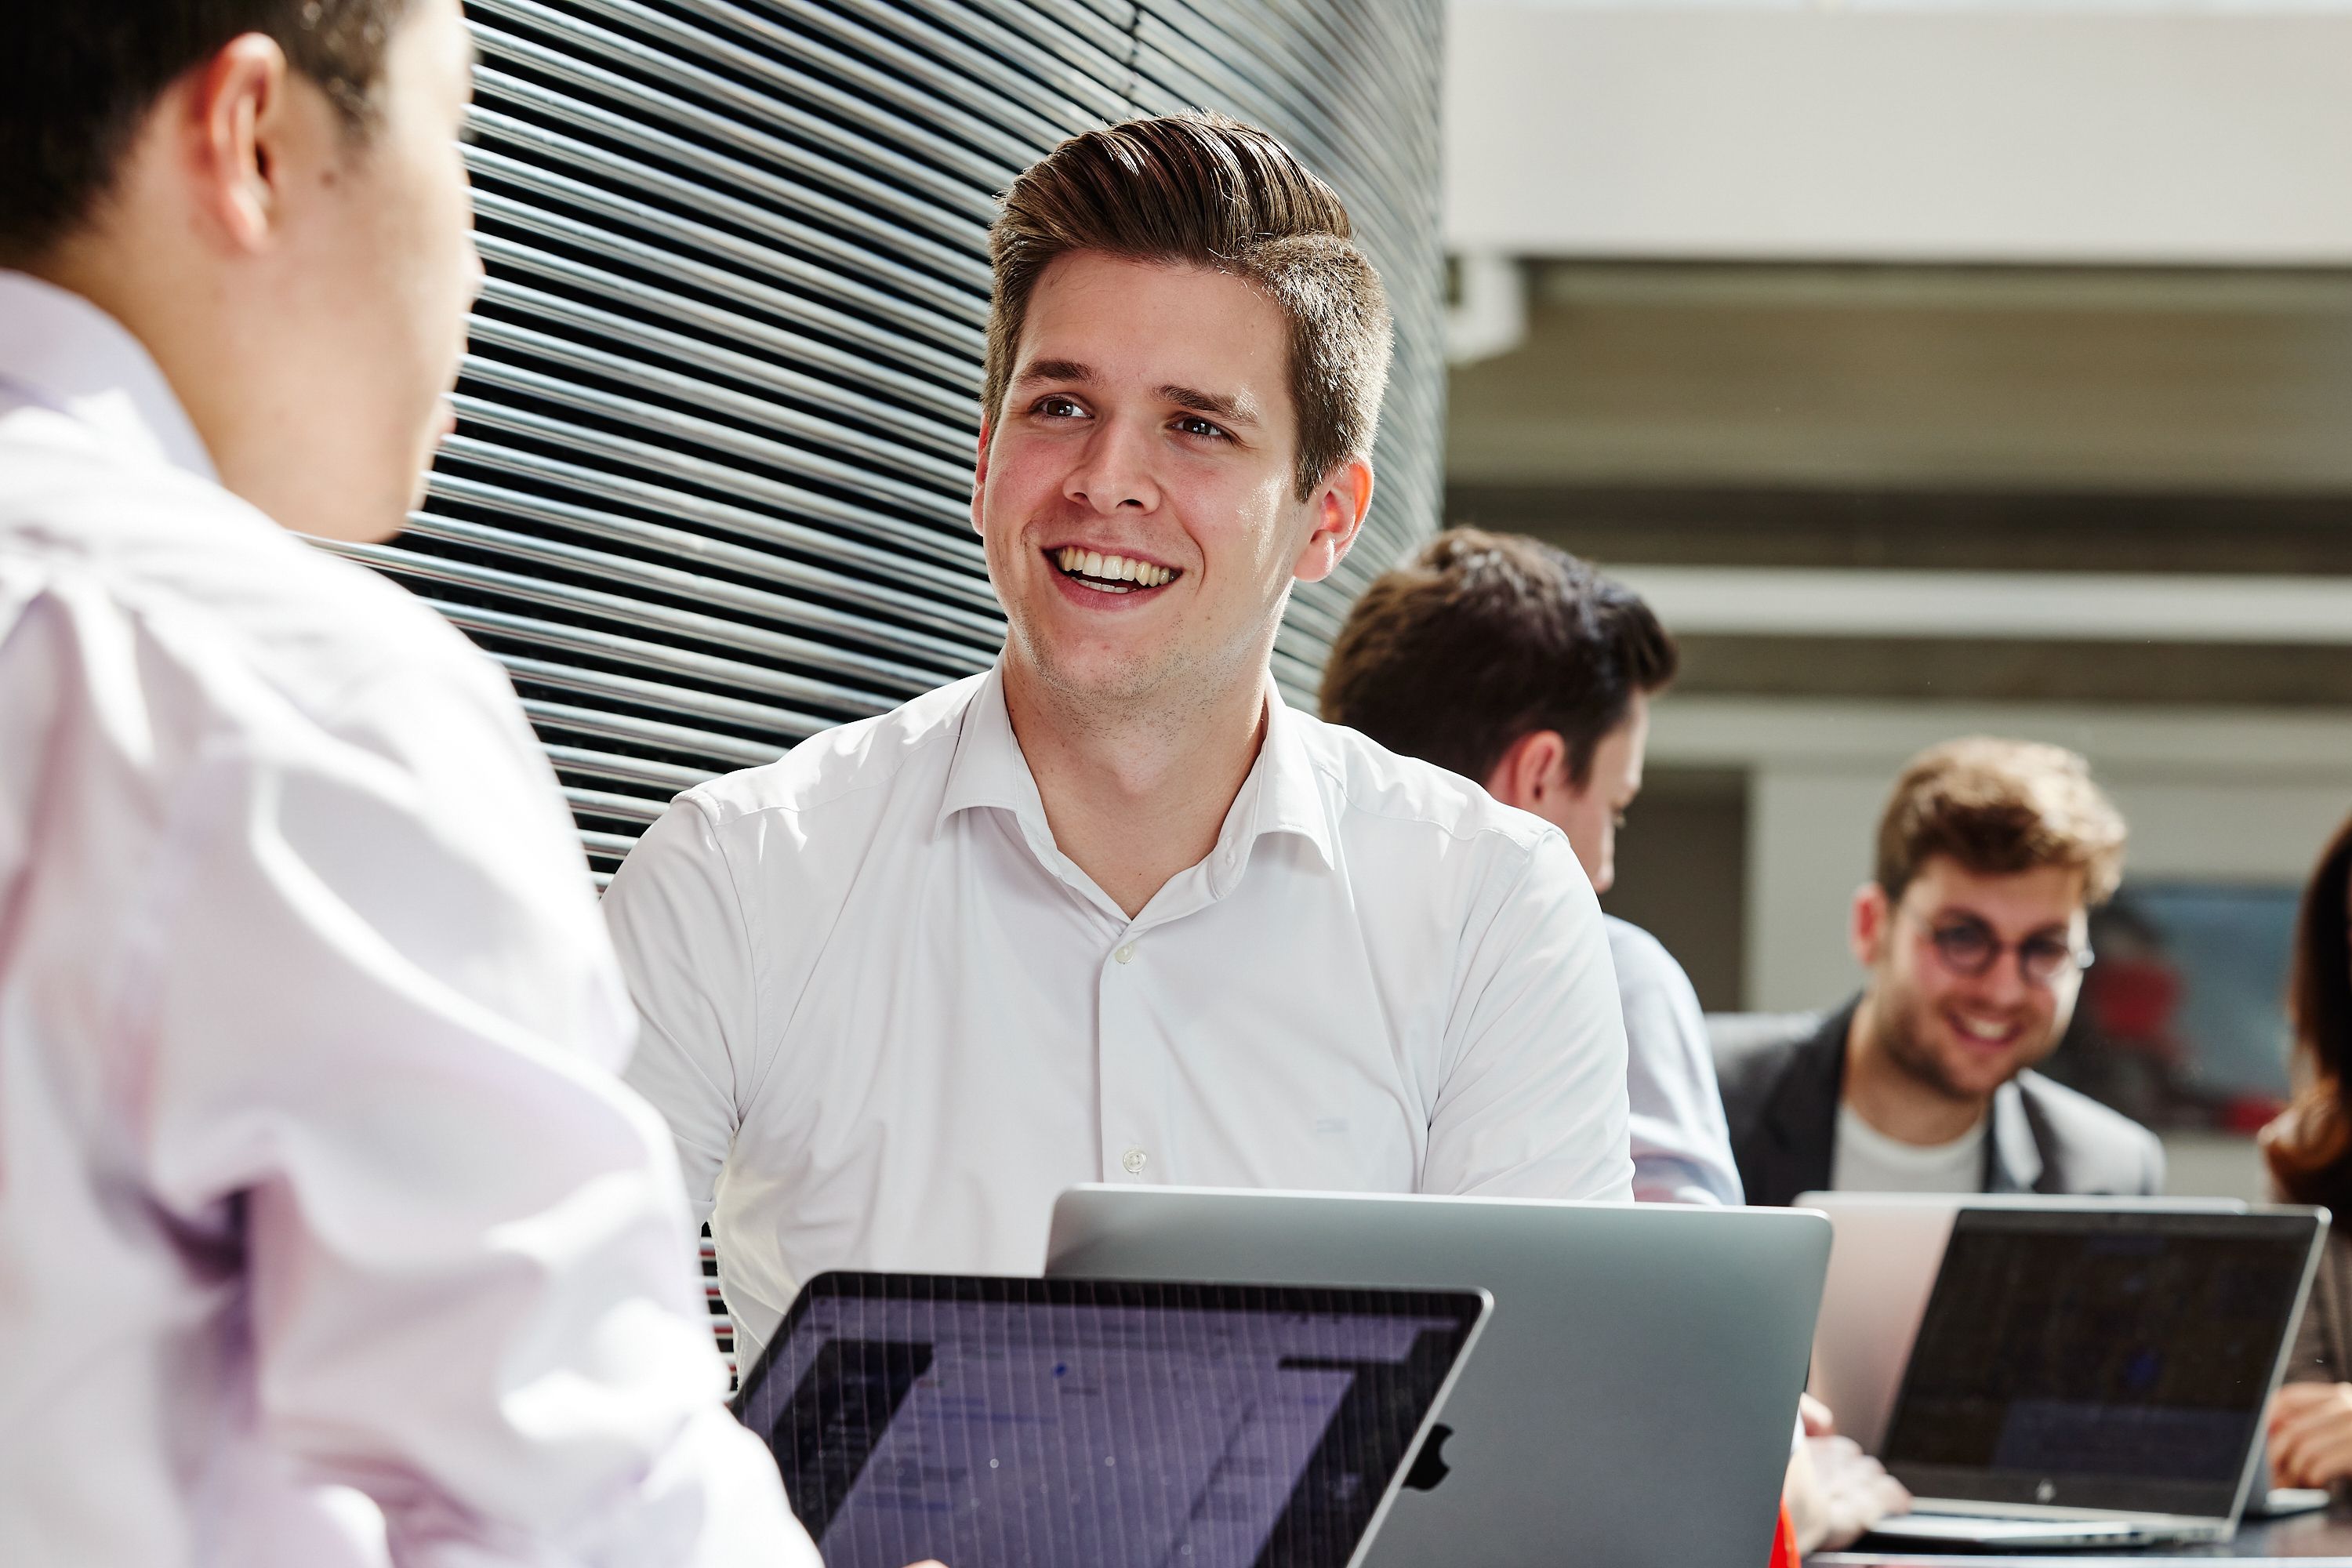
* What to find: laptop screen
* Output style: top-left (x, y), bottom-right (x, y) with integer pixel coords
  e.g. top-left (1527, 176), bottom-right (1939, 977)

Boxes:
top-left (731, 1272), bottom-right (1486, 1568)
top-left (1881, 1207), bottom-right (2321, 1519)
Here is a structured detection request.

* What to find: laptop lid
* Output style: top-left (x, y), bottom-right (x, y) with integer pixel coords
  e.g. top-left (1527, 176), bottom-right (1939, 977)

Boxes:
top-left (1047, 1185), bottom-right (1828, 1568)
top-left (1879, 1206), bottom-right (2328, 1523)
top-left (1795, 1192), bottom-right (2251, 1455)
top-left (731, 1271), bottom-right (1490, 1568)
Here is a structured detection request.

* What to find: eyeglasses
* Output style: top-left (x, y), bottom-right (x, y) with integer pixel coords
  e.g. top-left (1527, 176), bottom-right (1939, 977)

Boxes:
top-left (1925, 916), bottom-right (2094, 986)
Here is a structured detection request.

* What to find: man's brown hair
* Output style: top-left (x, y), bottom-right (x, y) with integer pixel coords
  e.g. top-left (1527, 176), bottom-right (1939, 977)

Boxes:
top-left (984, 111), bottom-right (1392, 501)
top-left (1875, 737), bottom-right (2127, 906)
top-left (1320, 528), bottom-right (1678, 786)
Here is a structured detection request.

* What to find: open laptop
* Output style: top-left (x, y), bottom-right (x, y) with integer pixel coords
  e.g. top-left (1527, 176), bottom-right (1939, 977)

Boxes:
top-left (1047, 1186), bottom-right (1829, 1568)
top-left (729, 1270), bottom-right (1490, 1568)
top-left (1859, 1204), bottom-right (2327, 1549)
top-left (1798, 1192), bottom-right (2249, 1455)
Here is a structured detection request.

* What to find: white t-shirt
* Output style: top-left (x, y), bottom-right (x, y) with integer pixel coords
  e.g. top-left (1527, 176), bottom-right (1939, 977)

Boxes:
top-left (1831, 1102), bottom-right (1987, 1194)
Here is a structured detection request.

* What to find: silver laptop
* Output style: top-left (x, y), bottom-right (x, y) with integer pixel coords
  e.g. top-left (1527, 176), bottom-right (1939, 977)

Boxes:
top-left (729, 1270), bottom-right (1491, 1568)
top-left (1047, 1185), bottom-right (1828, 1568)
top-left (1858, 1204), bottom-right (2326, 1550)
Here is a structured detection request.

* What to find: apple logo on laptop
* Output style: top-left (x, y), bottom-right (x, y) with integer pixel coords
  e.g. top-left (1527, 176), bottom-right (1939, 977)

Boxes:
top-left (1404, 1425), bottom-right (1454, 1491)
top-left (2036, 1479), bottom-right (2056, 1504)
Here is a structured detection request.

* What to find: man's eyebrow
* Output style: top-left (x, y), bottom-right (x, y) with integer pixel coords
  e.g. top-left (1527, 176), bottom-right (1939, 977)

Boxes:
top-left (1013, 358), bottom-right (1096, 387)
top-left (1159, 384), bottom-right (1261, 426)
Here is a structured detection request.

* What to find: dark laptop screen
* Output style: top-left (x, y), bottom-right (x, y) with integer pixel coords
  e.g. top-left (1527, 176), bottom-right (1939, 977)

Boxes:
top-left (1882, 1208), bottom-right (2320, 1519)
top-left (731, 1273), bottom-right (1484, 1568)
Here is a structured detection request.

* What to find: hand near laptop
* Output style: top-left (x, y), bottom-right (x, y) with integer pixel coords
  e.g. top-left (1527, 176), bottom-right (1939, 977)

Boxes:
top-left (2269, 1381), bottom-right (2352, 1489)
top-left (1787, 1396), bottom-right (1912, 1554)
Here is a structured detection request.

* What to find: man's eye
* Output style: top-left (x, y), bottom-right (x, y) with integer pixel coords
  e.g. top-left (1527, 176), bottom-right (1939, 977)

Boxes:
top-left (1174, 416), bottom-right (1230, 441)
top-left (1032, 396), bottom-right (1087, 419)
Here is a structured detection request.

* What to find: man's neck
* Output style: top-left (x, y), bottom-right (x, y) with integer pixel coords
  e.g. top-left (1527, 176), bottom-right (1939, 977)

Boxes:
top-left (1841, 995), bottom-right (1991, 1147)
top-left (1002, 655), bottom-right (1269, 920)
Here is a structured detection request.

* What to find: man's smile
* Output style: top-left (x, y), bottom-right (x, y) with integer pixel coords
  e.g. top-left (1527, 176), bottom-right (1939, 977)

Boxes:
top-left (1047, 544), bottom-right (1182, 595)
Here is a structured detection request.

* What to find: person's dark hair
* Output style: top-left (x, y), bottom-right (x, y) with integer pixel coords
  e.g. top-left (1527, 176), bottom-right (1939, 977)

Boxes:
top-left (2262, 815), bottom-right (2352, 1212)
top-left (0, 1), bottom-right (410, 265)
top-left (1319, 527), bottom-right (1678, 786)
top-left (985, 111), bottom-right (1392, 503)
top-left (1873, 737), bottom-right (2127, 908)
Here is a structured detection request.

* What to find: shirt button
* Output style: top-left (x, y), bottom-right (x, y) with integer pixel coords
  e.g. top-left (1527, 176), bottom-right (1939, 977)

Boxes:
top-left (1114, 943), bottom-right (1136, 964)
top-left (1122, 1147), bottom-right (1149, 1176)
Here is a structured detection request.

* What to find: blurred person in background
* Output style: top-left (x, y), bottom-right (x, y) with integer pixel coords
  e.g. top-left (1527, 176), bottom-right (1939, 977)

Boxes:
top-left (1321, 527), bottom-right (1739, 1206)
top-left (2260, 814), bottom-right (2352, 1490)
top-left (0, 2), bottom-right (833, 1563)
top-left (1718, 739), bottom-right (2161, 1206)
top-left (1322, 528), bottom-right (1908, 1552)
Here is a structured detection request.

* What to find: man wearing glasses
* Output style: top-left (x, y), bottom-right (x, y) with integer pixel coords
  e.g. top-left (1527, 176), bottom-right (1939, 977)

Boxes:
top-left (1717, 737), bottom-right (2162, 1204)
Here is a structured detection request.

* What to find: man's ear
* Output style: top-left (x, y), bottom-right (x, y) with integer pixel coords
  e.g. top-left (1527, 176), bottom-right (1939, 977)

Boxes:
top-left (1483, 730), bottom-right (1569, 815)
top-left (970, 417), bottom-right (992, 536)
top-left (1291, 453), bottom-right (1374, 583)
top-left (183, 34), bottom-right (297, 255)
top-left (1851, 883), bottom-right (1891, 969)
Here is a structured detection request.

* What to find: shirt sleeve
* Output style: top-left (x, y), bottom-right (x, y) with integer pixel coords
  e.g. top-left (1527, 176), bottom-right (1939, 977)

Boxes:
top-left (1423, 830), bottom-right (1636, 1203)
top-left (1611, 920), bottom-right (1746, 1207)
top-left (601, 795), bottom-right (765, 1229)
top-left (132, 654), bottom-right (815, 1568)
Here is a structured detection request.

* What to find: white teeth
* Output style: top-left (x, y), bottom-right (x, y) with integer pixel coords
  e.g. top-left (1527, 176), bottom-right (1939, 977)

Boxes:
top-left (1958, 1016), bottom-right (2011, 1041)
top-left (1053, 549), bottom-right (1175, 588)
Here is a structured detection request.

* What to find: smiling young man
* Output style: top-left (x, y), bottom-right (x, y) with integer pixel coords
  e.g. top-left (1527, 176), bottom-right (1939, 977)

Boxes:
top-left (605, 114), bottom-right (1635, 1370)
top-left (1716, 738), bottom-right (2161, 1205)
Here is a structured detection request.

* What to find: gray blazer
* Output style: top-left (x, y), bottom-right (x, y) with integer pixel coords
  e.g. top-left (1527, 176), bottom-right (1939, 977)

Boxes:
top-left (1711, 998), bottom-right (2167, 1207)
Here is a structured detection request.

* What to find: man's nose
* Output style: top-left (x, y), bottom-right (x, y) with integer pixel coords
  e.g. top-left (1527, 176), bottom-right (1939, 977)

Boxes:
top-left (1065, 418), bottom-right (1159, 514)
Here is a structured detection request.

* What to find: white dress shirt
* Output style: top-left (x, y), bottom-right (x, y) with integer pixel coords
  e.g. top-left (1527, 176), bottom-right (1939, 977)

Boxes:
top-left (0, 272), bottom-right (813, 1568)
top-left (1610, 916), bottom-right (1744, 1206)
top-left (607, 662), bottom-right (1635, 1368)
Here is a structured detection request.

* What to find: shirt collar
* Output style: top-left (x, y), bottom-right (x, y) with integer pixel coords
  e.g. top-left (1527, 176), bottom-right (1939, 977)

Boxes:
top-left (936, 662), bottom-right (1338, 880)
top-left (0, 270), bottom-right (218, 483)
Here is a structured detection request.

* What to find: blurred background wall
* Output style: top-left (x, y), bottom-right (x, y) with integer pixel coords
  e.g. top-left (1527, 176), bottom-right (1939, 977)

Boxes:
top-left (1446, 0), bottom-right (2352, 1196)
top-left (343, 0), bottom-right (1446, 887)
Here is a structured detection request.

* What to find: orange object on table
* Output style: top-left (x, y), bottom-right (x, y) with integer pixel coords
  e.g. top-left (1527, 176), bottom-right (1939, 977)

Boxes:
top-left (1768, 1500), bottom-right (1802, 1567)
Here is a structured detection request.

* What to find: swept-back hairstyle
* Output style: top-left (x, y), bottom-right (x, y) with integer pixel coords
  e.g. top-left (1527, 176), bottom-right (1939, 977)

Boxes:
top-left (2263, 815), bottom-right (2352, 1211)
top-left (1, 2), bottom-right (410, 265)
top-left (1319, 528), bottom-right (1678, 786)
top-left (984, 111), bottom-right (1392, 501)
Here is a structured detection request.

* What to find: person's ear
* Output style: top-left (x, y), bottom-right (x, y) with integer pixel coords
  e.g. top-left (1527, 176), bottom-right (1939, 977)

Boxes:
top-left (184, 35), bottom-right (296, 255)
top-left (1483, 730), bottom-right (1569, 815)
top-left (1851, 883), bottom-right (1891, 969)
top-left (970, 417), bottom-right (993, 536)
top-left (1291, 454), bottom-right (1374, 583)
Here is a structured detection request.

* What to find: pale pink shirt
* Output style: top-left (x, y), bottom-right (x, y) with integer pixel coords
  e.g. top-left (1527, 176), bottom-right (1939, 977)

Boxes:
top-left (0, 271), bottom-right (814, 1568)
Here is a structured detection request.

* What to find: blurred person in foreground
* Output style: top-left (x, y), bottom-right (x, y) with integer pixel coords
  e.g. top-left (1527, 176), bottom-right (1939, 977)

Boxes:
top-left (1320, 527), bottom-right (1739, 1206)
top-left (1718, 739), bottom-right (2161, 1204)
top-left (2261, 814), bottom-right (2352, 1490)
top-left (605, 114), bottom-right (1635, 1374)
top-left (1321, 528), bottom-right (1907, 1551)
top-left (0, 2), bottom-right (829, 1562)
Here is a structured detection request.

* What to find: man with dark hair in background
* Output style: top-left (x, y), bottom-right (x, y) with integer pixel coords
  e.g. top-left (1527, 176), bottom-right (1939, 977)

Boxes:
top-left (0, 4), bottom-right (826, 1563)
top-left (1715, 738), bottom-right (2161, 1206)
top-left (1323, 528), bottom-right (1915, 1552)
top-left (1323, 526), bottom-right (1740, 1205)
top-left (607, 114), bottom-right (1634, 1372)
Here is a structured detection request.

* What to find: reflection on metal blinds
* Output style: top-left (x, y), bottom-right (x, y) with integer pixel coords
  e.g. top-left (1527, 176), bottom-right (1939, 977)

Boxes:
top-left (338, 0), bottom-right (1445, 883)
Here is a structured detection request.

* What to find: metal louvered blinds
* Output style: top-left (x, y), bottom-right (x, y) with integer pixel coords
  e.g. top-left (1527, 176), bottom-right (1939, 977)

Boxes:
top-left (339, 0), bottom-right (1445, 882)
